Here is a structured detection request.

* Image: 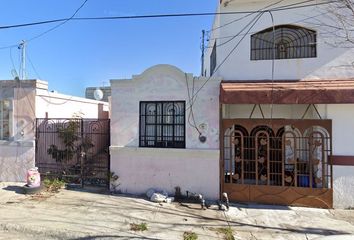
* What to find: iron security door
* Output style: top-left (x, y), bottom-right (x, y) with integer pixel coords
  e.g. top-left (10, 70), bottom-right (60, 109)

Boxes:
top-left (35, 118), bottom-right (110, 188)
top-left (221, 119), bottom-right (333, 208)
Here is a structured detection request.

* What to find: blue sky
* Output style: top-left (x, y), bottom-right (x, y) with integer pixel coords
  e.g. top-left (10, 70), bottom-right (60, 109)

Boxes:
top-left (0, 0), bottom-right (217, 96)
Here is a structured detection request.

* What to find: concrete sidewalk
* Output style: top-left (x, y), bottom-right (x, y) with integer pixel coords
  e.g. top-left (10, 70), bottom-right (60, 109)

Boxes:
top-left (0, 182), bottom-right (353, 240)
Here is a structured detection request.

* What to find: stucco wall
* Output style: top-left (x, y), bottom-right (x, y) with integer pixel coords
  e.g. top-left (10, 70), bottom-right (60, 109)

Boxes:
top-left (317, 104), bottom-right (354, 209)
top-left (204, 0), bottom-right (354, 80)
top-left (0, 141), bottom-right (35, 182)
top-left (110, 65), bottom-right (221, 199)
top-left (110, 147), bottom-right (219, 199)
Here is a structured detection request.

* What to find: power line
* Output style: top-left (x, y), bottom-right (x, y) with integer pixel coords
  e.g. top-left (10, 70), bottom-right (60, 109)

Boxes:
top-left (27, 53), bottom-right (42, 80)
top-left (206, 0), bottom-right (287, 33)
top-left (0, 0), bottom-right (336, 52)
top-left (27, 0), bottom-right (89, 42)
top-left (0, 0), bottom-right (88, 51)
top-left (0, 0), bottom-right (336, 32)
top-left (206, 12), bottom-right (328, 43)
top-left (213, 12), bottom-right (264, 48)
top-left (186, 11), bottom-right (265, 112)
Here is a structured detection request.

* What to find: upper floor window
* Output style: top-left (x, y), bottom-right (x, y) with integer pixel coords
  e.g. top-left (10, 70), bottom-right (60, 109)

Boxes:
top-left (210, 42), bottom-right (217, 76)
top-left (0, 99), bottom-right (13, 140)
top-left (251, 25), bottom-right (317, 60)
top-left (139, 101), bottom-right (185, 148)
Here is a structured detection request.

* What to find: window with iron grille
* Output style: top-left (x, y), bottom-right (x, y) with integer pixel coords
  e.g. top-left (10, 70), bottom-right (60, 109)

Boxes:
top-left (251, 25), bottom-right (317, 60)
top-left (139, 101), bottom-right (185, 148)
top-left (210, 42), bottom-right (217, 76)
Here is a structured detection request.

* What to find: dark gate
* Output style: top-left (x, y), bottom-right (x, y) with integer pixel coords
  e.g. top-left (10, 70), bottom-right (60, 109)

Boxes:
top-left (35, 118), bottom-right (110, 188)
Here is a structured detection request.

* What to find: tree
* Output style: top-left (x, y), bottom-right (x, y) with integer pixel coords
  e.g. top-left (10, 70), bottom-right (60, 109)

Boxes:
top-left (310, 0), bottom-right (354, 46)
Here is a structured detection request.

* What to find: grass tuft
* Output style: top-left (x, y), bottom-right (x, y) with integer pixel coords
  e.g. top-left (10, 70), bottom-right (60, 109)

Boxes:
top-left (183, 231), bottom-right (198, 240)
top-left (130, 222), bottom-right (148, 231)
top-left (214, 227), bottom-right (235, 240)
top-left (43, 178), bottom-right (65, 193)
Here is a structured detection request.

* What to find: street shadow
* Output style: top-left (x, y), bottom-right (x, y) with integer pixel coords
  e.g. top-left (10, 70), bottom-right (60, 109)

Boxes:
top-left (2, 185), bottom-right (24, 194)
top-left (69, 236), bottom-right (164, 240)
top-left (229, 202), bottom-right (291, 210)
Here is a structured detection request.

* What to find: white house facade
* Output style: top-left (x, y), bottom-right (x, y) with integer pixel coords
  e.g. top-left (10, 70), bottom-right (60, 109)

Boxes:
top-left (110, 65), bottom-right (221, 199)
top-left (202, 0), bottom-right (354, 208)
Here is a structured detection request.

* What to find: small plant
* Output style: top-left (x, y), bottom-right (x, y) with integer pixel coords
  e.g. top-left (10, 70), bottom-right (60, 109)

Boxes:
top-left (130, 223), bottom-right (148, 232)
top-left (183, 231), bottom-right (198, 240)
top-left (215, 227), bottom-right (235, 240)
top-left (43, 178), bottom-right (66, 193)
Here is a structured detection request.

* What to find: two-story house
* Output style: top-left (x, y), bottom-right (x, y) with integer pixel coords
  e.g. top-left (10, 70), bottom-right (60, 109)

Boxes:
top-left (204, 0), bottom-right (354, 209)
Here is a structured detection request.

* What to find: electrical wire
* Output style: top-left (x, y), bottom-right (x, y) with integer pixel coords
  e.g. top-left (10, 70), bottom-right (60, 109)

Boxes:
top-left (0, 0), bottom-right (336, 32)
top-left (0, 0), bottom-right (88, 51)
top-left (185, 74), bottom-right (201, 135)
top-left (27, 53), bottom-right (42, 80)
top-left (206, 0), bottom-right (287, 33)
top-left (213, 12), bottom-right (264, 48)
top-left (0, 0), bottom-right (336, 52)
top-left (9, 47), bottom-right (18, 76)
top-left (206, 12), bottom-right (328, 43)
top-left (26, 0), bottom-right (89, 43)
top-left (186, 12), bottom-right (265, 113)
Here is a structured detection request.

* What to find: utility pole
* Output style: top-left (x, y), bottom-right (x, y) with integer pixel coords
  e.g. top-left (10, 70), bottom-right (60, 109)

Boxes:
top-left (201, 30), bottom-right (205, 76)
top-left (18, 40), bottom-right (26, 80)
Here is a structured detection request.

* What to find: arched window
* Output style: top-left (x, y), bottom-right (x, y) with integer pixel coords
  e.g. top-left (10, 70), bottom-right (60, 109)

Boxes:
top-left (251, 25), bottom-right (317, 60)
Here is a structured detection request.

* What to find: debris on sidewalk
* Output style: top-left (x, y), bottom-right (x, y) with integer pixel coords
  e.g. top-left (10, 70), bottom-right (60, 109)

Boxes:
top-left (146, 188), bottom-right (174, 203)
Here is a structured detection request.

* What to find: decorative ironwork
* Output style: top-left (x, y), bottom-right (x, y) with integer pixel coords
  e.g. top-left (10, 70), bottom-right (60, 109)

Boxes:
top-left (222, 119), bottom-right (333, 208)
top-left (35, 118), bottom-right (110, 188)
top-left (251, 25), bottom-right (317, 60)
top-left (139, 101), bottom-right (185, 148)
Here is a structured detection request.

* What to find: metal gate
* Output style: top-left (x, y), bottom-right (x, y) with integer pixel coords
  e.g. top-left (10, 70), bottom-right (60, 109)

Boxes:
top-left (35, 118), bottom-right (110, 188)
top-left (221, 119), bottom-right (333, 208)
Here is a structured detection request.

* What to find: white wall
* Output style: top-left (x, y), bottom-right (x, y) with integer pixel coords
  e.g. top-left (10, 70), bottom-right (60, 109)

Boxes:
top-left (110, 65), bottom-right (221, 199)
top-left (110, 147), bottom-right (219, 199)
top-left (35, 90), bottom-right (109, 119)
top-left (0, 141), bottom-right (34, 182)
top-left (317, 104), bottom-right (354, 209)
top-left (224, 104), bottom-right (315, 119)
top-left (205, 0), bottom-right (354, 80)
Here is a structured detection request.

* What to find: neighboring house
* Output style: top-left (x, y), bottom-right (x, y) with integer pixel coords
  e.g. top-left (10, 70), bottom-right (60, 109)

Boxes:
top-left (110, 0), bottom-right (354, 208)
top-left (0, 79), bottom-right (109, 182)
top-left (85, 86), bottom-right (111, 102)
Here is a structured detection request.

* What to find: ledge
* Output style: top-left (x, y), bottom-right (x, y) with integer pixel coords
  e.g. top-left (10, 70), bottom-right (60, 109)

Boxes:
top-left (331, 155), bottom-right (354, 166)
top-left (110, 146), bottom-right (220, 159)
top-left (0, 140), bottom-right (35, 147)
